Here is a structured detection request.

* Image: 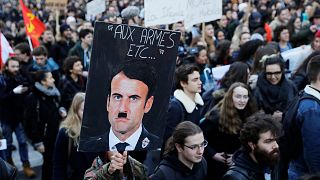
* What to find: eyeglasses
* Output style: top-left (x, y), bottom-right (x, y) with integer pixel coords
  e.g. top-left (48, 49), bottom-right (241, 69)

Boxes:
top-left (183, 140), bottom-right (208, 150)
top-left (266, 71), bottom-right (282, 76)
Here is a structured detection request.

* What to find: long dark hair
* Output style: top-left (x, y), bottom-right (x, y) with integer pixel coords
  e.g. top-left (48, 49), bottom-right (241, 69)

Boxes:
top-left (220, 61), bottom-right (250, 90)
top-left (164, 121), bottom-right (202, 155)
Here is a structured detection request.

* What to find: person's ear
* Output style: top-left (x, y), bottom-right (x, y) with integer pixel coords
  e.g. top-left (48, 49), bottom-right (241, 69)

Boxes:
top-left (248, 142), bottom-right (256, 151)
top-left (106, 95), bottom-right (110, 112)
top-left (175, 143), bottom-right (183, 153)
top-left (144, 96), bottom-right (154, 113)
top-left (180, 81), bottom-right (187, 89)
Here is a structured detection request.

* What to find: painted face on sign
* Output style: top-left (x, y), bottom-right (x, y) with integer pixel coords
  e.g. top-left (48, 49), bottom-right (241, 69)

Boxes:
top-left (107, 72), bottom-right (154, 141)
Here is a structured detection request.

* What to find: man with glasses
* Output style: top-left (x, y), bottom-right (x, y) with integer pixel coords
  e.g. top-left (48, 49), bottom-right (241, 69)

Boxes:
top-left (150, 121), bottom-right (207, 179)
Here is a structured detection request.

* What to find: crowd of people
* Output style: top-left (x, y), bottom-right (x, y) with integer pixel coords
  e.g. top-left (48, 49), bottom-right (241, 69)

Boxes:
top-left (0, 0), bottom-right (320, 179)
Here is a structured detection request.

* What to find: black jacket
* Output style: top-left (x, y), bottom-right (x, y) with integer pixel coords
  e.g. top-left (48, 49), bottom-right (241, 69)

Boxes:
top-left (61, 75), bottom-right (86, 110)
top-left (25, 86), bottom-right (61, 145)
top-left (0, 73), bottom-right (29, 126)
top-left (80, 126), bottom-right (160, 152)
top-left (200, 109), bottom-right (241, 179)
top-left (150, 153), bottom-right (207, 180)
top-left (222, 150), bottom-right (267, 180)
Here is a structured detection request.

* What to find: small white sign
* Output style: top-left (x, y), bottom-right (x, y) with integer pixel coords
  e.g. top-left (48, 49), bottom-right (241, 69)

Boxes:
top-left (86, 0), bottom-right (106, 20)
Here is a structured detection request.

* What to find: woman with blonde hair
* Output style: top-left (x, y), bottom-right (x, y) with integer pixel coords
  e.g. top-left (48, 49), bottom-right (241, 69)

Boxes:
top-left (53, 93), bottom-right (95, 180)
top-left (200, 82), bottom-right (258, 179)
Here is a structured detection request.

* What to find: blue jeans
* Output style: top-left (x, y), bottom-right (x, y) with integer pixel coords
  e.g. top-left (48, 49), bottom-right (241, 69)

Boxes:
top-left (1, 122), bottom-right (29, 163)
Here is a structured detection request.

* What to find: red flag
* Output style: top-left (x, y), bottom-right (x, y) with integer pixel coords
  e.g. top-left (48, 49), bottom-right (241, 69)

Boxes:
top-left (19, 0), bottom-right (46, 48)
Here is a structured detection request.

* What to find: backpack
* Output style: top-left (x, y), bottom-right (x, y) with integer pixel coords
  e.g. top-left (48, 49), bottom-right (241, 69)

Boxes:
top-left (278, 90), bottom-right (320, 179)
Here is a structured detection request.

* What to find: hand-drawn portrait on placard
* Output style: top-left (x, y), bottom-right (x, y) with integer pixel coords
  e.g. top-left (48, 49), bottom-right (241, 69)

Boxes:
top-left (79, 22), bottom-right (180, 152)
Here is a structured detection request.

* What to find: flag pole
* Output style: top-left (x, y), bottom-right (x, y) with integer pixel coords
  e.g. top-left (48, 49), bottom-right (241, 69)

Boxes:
top-left (27, 36), bottom-right (33, 52)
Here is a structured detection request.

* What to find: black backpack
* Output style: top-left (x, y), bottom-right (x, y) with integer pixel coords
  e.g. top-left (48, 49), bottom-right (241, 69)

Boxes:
top-left (278, 90), bottom-right (320, 179)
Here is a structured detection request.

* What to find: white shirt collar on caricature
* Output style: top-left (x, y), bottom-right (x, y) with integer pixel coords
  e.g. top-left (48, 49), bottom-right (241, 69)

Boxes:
top-left (109, 124), bottom-right (142, 151)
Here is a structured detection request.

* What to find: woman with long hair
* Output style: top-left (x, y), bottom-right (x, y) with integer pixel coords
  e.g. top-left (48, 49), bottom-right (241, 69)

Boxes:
top-left (53, 93), bottom-right (95, 180)
top-left (201, 61), bottom-right (250, 117)
top-left (201, 82), bottom-right (258, 179)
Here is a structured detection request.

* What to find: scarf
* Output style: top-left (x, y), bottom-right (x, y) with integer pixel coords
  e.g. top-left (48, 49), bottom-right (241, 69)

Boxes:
top-left (256, 73), bottom-right (292, 113)
top-left (35, 82), bottom-right (61, 97)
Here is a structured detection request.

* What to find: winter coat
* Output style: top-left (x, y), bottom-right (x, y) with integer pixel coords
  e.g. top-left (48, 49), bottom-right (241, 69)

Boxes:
top-left (150, 153), bottom-right (207, 180)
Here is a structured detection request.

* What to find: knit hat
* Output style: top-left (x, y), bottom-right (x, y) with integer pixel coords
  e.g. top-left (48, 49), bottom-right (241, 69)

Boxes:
top-left (59, 24), bottom-right (71, 34)
top-left (121, 6), bottom-right (140, 20)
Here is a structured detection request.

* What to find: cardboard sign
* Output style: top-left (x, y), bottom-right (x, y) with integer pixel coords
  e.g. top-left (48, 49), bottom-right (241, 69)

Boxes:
top-left (86, 0), bottom-right (106, 20)
top-left (184, 0), bottom-right (222, 28)
top-left (79, 22), bottom-right (181, 152)
top-left (144, 0), bottom-right (222, 28)
top-left (144, 0), bottom-right (185, 27)
top-left (45, 0), bottom-right (68, 11)
top-left (281, 45), bottom-right (313, 74)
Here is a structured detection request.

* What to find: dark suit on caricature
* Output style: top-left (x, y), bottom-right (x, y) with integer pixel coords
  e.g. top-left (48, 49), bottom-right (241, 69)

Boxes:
top-left (81, 125), bottom-right (159, 152)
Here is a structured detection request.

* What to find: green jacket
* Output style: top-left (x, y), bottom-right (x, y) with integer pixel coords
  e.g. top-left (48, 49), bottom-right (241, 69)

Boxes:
top-left (84, 155), bottom-right (148, 180)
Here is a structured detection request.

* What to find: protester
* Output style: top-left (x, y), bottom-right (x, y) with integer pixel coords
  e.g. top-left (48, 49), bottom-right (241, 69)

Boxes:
top-left (68, 28), bottom-right (93, 72)
top-left (201, 61), bottom-right (250, 118)
top-left (53, 92), bottom-right (96, 180)
top-left (61, 56), bottom-right (87, 110)
top-left (291, 51), bottom-right (320, 91)
top-left (222, 112), bottom-right (282, 180)
top-left (150, 121), bottom-right (207, 179)
top-left (84, 150), bottom-right (148, 180)
top-left (0, 57), bottom-right (36, 178)
top-left (201, 82), bottom-right (257, 179)
top-left (287, 55), bottom-right (320, 178)
top-left (25, 70), bottom-right (64, 180)
top-left (30, 46), bottom-right (61, 86)
top-left (164, 64), bottom-right (203, 143)
top-left (254, 55), bottom-right (297, 120)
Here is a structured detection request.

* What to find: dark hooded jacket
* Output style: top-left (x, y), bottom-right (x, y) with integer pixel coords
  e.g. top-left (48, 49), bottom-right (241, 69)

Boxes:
top-left (222, 150), bottom-right (267, 180)
top-left (150, 153), bottom-right (207, 180)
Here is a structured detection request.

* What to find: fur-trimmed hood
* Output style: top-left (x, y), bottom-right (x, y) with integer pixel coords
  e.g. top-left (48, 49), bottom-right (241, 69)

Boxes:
top-left (304, 85), bottom-right (320, 101)
top-left (173, 89), bottom-right (204, 113)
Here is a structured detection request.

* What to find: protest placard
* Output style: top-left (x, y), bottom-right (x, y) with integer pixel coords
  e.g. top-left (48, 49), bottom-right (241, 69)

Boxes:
top-left (281, 45), bottom-right (313, 74)
top-left (184, 0), bottom-right (222, 28)
top-left (86, 0), bottom-right (106, 21)
top-left (144, 0), bottom-right (185, 27)
top-left (45, 0), bottom-right (68, 11)
top-left (79, 22), bottom-right (181, 152)
top-left (144, 0), bottom-right (222, 28)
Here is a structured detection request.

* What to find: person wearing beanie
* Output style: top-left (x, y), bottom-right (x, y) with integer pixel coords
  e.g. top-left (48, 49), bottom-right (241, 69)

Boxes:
top-left (121, 6), bottom-right (141, 25)
top-left (52, 24), bottom-right (75, 68)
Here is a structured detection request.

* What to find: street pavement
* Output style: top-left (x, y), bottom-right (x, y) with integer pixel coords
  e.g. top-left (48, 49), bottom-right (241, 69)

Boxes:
top-left (12, 133), bottom-right (43, 180)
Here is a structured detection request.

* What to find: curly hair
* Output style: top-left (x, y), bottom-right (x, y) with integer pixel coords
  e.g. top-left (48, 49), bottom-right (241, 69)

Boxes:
top-left (216, 82), bottom-right (258, 134)
top-left (60, 92), bottom-right (85, 145)
top-left (240, 112), bottom-right (282, 153)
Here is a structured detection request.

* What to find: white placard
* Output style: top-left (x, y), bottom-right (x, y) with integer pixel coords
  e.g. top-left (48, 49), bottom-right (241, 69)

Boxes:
top-left (281, 45), bottom-right (313, 73)
top-left (211, 64), bottom-right (230, 80)
top-left (86, 0), bottom-right (106, 19)
top-left (144, 0), bottom-right (222, 28)
top-left (184, 0), bottom-right (222, 28)
top-left (144, 0), bottom-right (185, 27)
